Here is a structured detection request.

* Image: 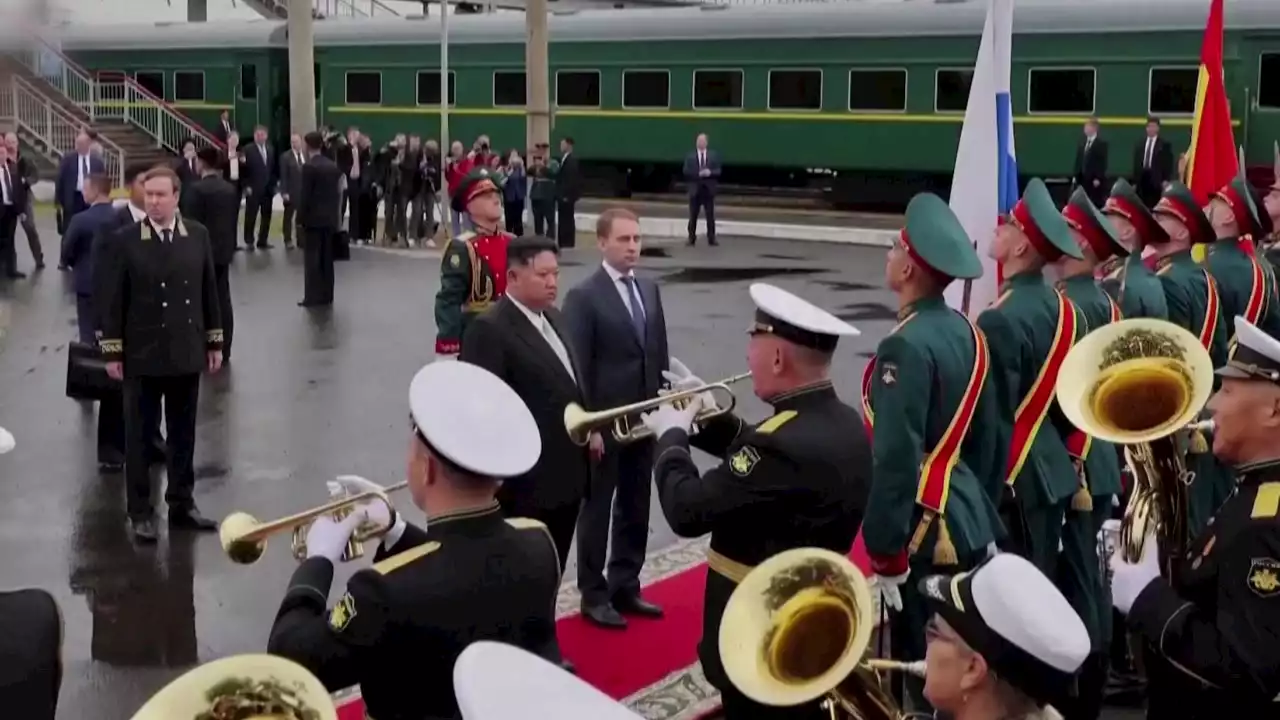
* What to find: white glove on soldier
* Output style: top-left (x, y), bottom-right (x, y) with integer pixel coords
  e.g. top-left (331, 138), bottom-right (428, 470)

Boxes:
top-left (663, 357), bottom-right (718, 411)
top-left (305, 507), bottom-right (369, 563)
top-left (871, 572), bottom-right (909, 613)
top-left (0, 426), bottom-right (13, 455)
top-left (332, 475), bottom-right (408, 551)
top-left (641, 395), bottom-right (702, 440)
top-left (1110, 532), bottom-right (1161, 615)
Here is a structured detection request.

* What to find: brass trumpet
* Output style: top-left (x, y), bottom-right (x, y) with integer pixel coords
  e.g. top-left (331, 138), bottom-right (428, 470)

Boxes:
top-left (219, 481), bottom-right (408, 565)
top-left (564, 372), bottom-right (752, 445)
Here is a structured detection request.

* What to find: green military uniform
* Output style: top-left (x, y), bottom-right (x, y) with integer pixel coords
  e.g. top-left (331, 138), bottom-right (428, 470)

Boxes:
top-left (1204, 174), bottom-right (1280, 340)
top-left (434, 168), bottom-right (512, 355)
top-left (863, 193), bottom-right (1005, 706)
top-left (1152, 182), bottom-right (1233, 535)
top-left (976, 178), bottom-right (1084, 576)
top-left (1102, 179), bottom-right (1169, 321)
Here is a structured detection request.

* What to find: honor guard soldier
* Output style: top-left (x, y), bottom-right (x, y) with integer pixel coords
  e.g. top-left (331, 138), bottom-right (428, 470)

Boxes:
top-left (1203, 170), bottom-right (1280, 338)
top-left (1111, 317), bottom-right (1280, 720)
top-left (434, 167), bottom-right (512, 358)
top-left (641, 283), bottom-right (869, 720)
top-left (267, 360), bottom-right (563, 720)
top-left (1100, 179), bottom-right (1170, 320)
top-left (977, 178), bottom-right (1084, 574)
top-left (0, 588), bottom-right (62, 720)
top-left (860, 193), bottom-right (1005, 708)
top-left (1150, 182), bottom-right (1233, 533)
top-left (1054, 188), bottom-right (1131, 720)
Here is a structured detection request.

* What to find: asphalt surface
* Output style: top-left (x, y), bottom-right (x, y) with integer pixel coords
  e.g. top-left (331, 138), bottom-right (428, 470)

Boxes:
top-left (0, 217), bottom-right (1140, 719)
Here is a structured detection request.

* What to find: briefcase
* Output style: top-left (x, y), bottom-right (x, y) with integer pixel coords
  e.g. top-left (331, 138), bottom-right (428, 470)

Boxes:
top-left (66, 341), bottom-right (120, 401)
top-left (334, 229), bottom-right (351, 261)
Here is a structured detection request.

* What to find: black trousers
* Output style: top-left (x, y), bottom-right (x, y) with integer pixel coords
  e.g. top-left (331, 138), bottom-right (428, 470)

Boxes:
top-left (504, 200), bottom-right (525, 236)
top-left (556, 199), bottom-right (576, 248)
top-left (243, 188), bottom-right (273, 246)
top-left (688, 188), bottom-right (716, 243)
top-left (281, 202), bottom-right (296, 246)
top-left (19, 196), bottom-right (41, 264)
top-left (213, 264), bottom-right (234, 360)
top-left (0, 210), bottom-right (17, 274)
top-left (124, 374), bottom-right (200, 519)
top-left (532, 199), bottom-right (555, 238)
top-left (499, 492), bottom-right (580, 571)
top-left (302, 227), bottom-right (335, 305)
top-left (0, 588), bottom-right (62, 720)
top-left (576, 439), bottom-right (652, 606)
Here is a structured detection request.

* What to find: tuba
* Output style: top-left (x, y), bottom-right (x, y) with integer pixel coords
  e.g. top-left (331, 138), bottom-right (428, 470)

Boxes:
top-left (720, 547), bottom-right (927, 720)
top-left (130, 653), bottom-right (338, 720)
top-left (1055, 318), bottom-right (1214, 565)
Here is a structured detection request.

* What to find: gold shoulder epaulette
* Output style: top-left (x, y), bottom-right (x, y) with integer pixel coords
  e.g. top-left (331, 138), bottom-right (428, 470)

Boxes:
top-left (755, 410), bottom-right (797, 435)
top-left (1251, 482), bottom-right (1280, 519)
top-left (506, 517), bottom-right (548, 531)
top-left (372, 541), bottom-right (441, 575)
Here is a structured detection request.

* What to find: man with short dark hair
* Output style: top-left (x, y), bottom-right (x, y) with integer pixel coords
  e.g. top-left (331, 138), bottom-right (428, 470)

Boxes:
top-left (297, 131), bottom-right (342, 307)
top-left (4, 132), bottom-right (42, 270)
top-left (1132, 117), bottom-right (1173, 208)
top-left (183, 147), bottom-right (241, 360)
top-left (0, 143), bottom-right (27, 279)
top-left (1073, 116), bottom-right (1109, 208)
top-left (555, 137), bottom-right (580, 249)
top-left (242, 124), bottom-right (276, 250)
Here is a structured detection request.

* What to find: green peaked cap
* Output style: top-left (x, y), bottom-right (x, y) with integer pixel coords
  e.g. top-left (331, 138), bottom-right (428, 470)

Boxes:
top-left (1103, 179), bottom-right (1169, 245)
top-left (903, 192), bottom-right (983, 280)
top-left (1155, 181), bottom-right (1215, 244)
top-left (1065, 187), bottom-right (1129, 260)
top-left (1016, 178), bottom-right (1083, 260)
top-left (451, 166), bottom-right (501, 213)
top-left (1215, 163), bottom-right (1262, 235)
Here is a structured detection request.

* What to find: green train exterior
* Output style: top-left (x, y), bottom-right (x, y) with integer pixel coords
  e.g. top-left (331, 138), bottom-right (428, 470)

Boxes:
top-left (60, 0), bottom-right (1280, 205)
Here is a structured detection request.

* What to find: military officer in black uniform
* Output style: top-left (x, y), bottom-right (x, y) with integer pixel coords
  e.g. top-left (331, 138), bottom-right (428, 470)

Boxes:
top-left (641, 282), bottom-right (871, 720)
top-left (267, 360), bottom-right (564, 720)
top-left (1111, 316), bottom-right (1280, 719)
top-left (181, 147), bottom-right (240, 361)
top-left (99, 166), bottom-right (223, 543)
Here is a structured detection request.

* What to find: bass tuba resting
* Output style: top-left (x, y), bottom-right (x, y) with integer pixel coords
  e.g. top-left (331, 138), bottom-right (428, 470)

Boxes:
top-left (1055, 318), bottom-right (1214, 565)
top-left (720, 547), bottom-right (926, 720)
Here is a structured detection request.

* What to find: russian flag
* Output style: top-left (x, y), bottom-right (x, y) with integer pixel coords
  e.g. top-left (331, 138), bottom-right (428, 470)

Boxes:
top-left (944, 0), bottom-right (1017, 316)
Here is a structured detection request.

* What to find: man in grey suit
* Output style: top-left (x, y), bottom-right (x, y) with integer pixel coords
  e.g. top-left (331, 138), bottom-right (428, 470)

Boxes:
top-left (682, 133), bottom-right (720, 246)
top-left (563, 208), bottom-right (671, 629)
top-left (279, 133), bottom-right (306, 249)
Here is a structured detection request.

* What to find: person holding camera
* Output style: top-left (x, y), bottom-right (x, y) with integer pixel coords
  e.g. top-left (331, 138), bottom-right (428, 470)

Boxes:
top-left (502, 149), bottom-right (526, 236)
top-left (529, 143), bottom-right (557, 238)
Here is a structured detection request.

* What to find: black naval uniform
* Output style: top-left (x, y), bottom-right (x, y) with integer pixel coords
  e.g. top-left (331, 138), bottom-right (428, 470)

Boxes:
top-left (651, 381), bottom-right (871, 720)
top-left (268, 503), bottom-right (563, 720)
top-left (182, 173), bottom-right (241, 360)
top-left (0, 589), bottom-right (62, 720)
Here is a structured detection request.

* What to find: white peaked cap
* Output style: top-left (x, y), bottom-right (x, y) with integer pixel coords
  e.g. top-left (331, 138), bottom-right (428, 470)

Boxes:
top-left (1216, 316), bottom-right (1280, 383)
top-left (454, 641), bottom-right (645, 720)
top-left (748, 283), bottom-right (859, 352)
top-left (409, 362), bottom-right (541, 478)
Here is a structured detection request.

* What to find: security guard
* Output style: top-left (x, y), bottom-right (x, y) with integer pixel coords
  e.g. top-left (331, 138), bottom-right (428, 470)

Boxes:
top-left (1203, 170), bottom-right (1280, 339)
top-left (267, 360), bottom-right (563, 720)
top-left (1054, 188), bottom-right (1130, 720)
top-left (0, 588), bottom-right (62, 720)
top-left (860, 193), bottom-right (1004, 707)
top-left (1111, 316), bottom-right (1280, 719)
top-left (976, 178), bottom-right (1083, 574)
top-left (1099, 179), bottom-right (1170, 320)
top-left (433, 167), bottom-right (513, 357)
top-left (1150, 182), bottom-right (1232, 534)
top-left (641, 283), bottom-right (869, 720)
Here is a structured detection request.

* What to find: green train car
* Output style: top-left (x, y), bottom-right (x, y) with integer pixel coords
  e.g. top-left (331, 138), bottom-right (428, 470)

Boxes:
top-left (58, 0), bottom-right (1280, 206)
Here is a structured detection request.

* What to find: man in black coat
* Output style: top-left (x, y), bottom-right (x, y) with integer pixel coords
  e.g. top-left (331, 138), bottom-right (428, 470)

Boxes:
top-left (0, 588), bottom-right (63, 720)
top-left (1073, 116), bottom-right (1110, 207)
top-left (555, 137), bottom-right (581, 249)
top-left (1133, 116), bottom-right (1174, 208)
top-left (98, 166), bottom-right (223, 543)
top-left (297, 131), bottom-right (342, 307)
top-left (182, 147), bottom-right (241, 361)
top-left (241, 124), bottom-right (277, 250)
top-left (0, 142), bottom-right (29, 279)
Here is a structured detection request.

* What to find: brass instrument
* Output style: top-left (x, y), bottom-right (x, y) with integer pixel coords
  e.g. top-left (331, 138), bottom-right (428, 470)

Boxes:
top-left (219, 481), bottom-right (408, 565)
top-left (130, 653), bottom-right (337, 720)
top-left (720, 547), bottom-right (925, 720)
top-left (1055, 318), bottom-right (1214, 564)
top-left (563, 372), bottom-right (752, 445)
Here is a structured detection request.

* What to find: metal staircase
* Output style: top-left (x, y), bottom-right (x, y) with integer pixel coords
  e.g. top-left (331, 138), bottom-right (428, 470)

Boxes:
top-left (243, 0), bottom-right (401, 19)
top-left (0, 74), bottom-right (126, 186)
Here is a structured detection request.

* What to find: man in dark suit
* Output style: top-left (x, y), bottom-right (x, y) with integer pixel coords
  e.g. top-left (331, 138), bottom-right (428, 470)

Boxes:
top-left (563, 208), bottom-right (670, 629)
top-left (0, 143), bottom-right (28, 279)
top-left (213, 110), bottom-right (234, 145)
top-left (555, 137), bottom-right (581, 249)
top-left (98, 166), bottom-right (223, 543)
top-left (297, 131), bottom-right (342, 307)
top-left (279, 133), bottom-right (306, 249)
top-left (54, 131), bottom-right (105, 229)
top-left (241, 124), bottom-right (277, 250)
top-left (1132, 116), bottom-right (1174, 208)
top-left (460, 235), bottom-right (598, 569)
top-left (182, 147), bottom-right (241, 361)
top-left (683, 133), bottom-right (721, 246)
top-left (175, 139), bottom-right (200, 190)
top-left (5, 132), bottom-right (43, 270)
top-left (1073, 116), bottom-right (1109, 207)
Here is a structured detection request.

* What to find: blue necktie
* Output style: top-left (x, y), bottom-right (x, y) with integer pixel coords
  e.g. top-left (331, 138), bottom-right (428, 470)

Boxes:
top-left (622, 276), bottom-right (646, 344)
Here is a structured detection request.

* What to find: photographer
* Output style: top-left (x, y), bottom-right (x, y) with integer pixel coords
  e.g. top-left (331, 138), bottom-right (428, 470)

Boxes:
top-left (416, 140), bottom-right (442, 243)
top-left (502, 149), bottom-right (526, 236)
top-left (529, 143), bottom-right (557, 238)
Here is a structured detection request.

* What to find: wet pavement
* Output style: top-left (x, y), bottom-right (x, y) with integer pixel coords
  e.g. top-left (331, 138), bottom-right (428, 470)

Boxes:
top-left (576, 197), bottom-right (903, 230)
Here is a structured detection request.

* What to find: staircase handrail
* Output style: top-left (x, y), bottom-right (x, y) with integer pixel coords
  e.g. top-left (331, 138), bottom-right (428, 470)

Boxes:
top-left (17, 35), bottom-right (98, 118)
top-left (94, 71), bottom-right (224, 152)
top-left (340, 0), bottom-right (402, 16)
top-left (12, 76), bottom-right (126, 156)
top-left (9, 75), bottom-right (125, 187)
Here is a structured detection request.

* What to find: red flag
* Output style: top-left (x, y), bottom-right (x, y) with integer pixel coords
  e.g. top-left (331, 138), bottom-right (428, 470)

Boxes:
top-left (1184, 0), bottom-right (1237, 206)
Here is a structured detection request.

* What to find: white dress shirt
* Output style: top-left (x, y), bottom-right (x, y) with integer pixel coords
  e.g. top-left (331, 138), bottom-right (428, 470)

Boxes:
top-left (1, 163), bottom-right (13, 206)
top-left (76, 152), bottom-right (90, 192)
top-left (128, 203), bottom-right (147, 223)
top-left (602, 261), bottom-right (645, 320)
top-left (1144, 137), bottom-right (1155, 169)
top-left (509, 295), bottom-right (575, 381)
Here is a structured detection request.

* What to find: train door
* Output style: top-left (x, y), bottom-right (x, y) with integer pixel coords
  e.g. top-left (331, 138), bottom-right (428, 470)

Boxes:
top-left (233, 60), bottom-right (262, 134)
top-left (1241, 34), bottom-right (1280, 176)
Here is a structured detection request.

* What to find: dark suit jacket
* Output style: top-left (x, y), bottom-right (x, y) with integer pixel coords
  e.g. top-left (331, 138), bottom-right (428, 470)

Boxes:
top-left (1133, 136), bottom-right (1174, 195)
top-left (557, 151), bottom-right (582, 203)
top-left (242, 142), bottom-right (277, 195)
top-left (214, 118), bottom-right (235, 145)
top-left (90, 205), bottom-right (145, 331)
top-left (562, 266), bottom-right (669, 411)
top-left (459, 298), bottom-right (591, 510)
top-left (1073, 137), bottom-right (1109, 205)
top-left (60, 202), bottom-right (117, 296)
top-left (175, 156), bottom-right (200, 192)
top-left (279, 149), bottom-right (306, 203)
top-left (1, 160), bottom-right (29, 216)
top-left (297, 154), bottom-right (343, 231)
top-left (53, 153), bottom-right (105, 210)
top-left (682, 149), bottom-right (722, 197)
top-left (182, 175), bottom-right (240, 265)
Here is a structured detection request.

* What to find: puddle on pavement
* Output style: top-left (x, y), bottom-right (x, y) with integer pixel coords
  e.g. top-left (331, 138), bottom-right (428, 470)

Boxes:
top-left (837, 302), bottom-right (898, 322)
top-left (661, 267), bottom-right (820, 284)
top-left (759, 253), bottom-right (807, 261)
top-left (641, 247), bottom-right (670, 258)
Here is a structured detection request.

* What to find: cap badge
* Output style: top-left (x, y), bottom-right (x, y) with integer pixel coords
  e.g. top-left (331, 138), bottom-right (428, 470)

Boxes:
top-left (449, 253), bottom-right (461, 268)
top-left (329, 591), bottom-right (358, 632)
top-left (881, 362), bottom-right (898, 387)
top-left (729, 445), bottom-right (760, 477)
top-left (1248, 558), bottom-right (1280, 598)
top-left (922, 575), bottom-right (945, 601)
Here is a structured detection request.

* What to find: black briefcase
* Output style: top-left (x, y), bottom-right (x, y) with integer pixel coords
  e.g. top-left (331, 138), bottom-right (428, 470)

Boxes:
top-left (333, 229), bottom-right (351, 261)
top-left (66, 341), bottom-right (120, 401)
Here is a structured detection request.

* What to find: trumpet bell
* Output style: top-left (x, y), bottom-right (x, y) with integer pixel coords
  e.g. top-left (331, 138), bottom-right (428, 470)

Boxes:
top-left (130, 653), bottom-right (338, 720)
top-left (220, 511), bottom-right (267, 565)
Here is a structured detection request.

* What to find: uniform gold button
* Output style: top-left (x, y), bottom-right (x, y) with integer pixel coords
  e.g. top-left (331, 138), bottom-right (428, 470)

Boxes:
top-left (162, 301), bottom-right (168, 307)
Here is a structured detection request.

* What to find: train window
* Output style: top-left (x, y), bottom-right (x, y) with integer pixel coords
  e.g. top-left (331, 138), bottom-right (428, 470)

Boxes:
top-left (768, 69), bottom-right (822, 111)
top-left (1148, 67), bottom-right (1198, 115)
top-left (934, 69), bottom-right (973, 113)
top-left (493, 71), bottom-right (526, 107)
top-left (174, 71), bottom-right (205, 103)
top-left (1027, 68), bottom-right (1095, 114)
top-left (134, 71), bottom-right (164, 99)
top-left (693, 69), bottom-right (743, 110)
top-left (416, 70), bottom-right (456, 106)
top-left (1259, 53), bottom-right (1280, 109)
top-left (556, 70), bottom-right (601, 108)
top-left (345, 71), bottom-right (382, 106)
top-left (622, 70), bottom-right (669, 109)
top-left (315, 63), bottom-right (322, 99)
top-left (848, 69), bottom-right (907, 112)
top-left (239, 64), bottom-right (258, 100)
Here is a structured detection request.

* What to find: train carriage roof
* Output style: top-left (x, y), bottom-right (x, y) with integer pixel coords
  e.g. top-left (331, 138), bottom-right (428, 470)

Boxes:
top-left (52, 0), bottom-right (1278, 51)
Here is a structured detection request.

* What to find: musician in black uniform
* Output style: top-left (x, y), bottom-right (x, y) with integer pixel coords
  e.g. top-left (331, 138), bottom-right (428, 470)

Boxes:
top-left (1111, 316), bottom-right (1280, 719)
top-left (267, 360), bottom-right (563, 720)
top-left (99, 166), bottom-right (223, 544)
top-left (181, 147), bottom-right (240, 361)
top-left (641, 282), bottom-right (871, 720)
top-left (0, 588), bottom-right (62, 720)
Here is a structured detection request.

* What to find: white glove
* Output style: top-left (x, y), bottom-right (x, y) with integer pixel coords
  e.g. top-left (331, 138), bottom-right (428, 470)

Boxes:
top-left (662, 358), bottom-right (717, 411)
top-left (641, 395), bottom-right (702, 440)
top-left (332, 475), bottom-right (408, 550)
top-left (305, 506), bottom-right (369, 563)
top-left (871, 572), bottom-right (909, 613)
top-left (0, 426), bottom-right (13, 455)
top-left (1110, 532), bottom-right (1161, 615)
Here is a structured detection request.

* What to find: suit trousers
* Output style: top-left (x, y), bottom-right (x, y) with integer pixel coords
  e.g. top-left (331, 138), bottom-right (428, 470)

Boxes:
top-left (576, 439), bottom-right (653, 605)
top-left (532, 199), bottom-right (556, 238)
top-left (243, 189), bottom-right (273, 246)
top-left (302, 228), bottom-right (335, 304)
top-left (124, 373), bottom-right (200, 519)
top-left (499, 491), bottom-right (580, 572)
top-left (214, 264), bottom-right (234, 360)
top-left (0, 210), bottom-right (17, 273)
top-left (19, 196), bottom-right (41, 263)
top-left (556, 199), bottom-right (576, 248)
top-left (75, 293), bottom-right (96, 344)
top-left (687, 187), bottom-right (717, 243)
top-left (281, 202), bottom-right (296, 246)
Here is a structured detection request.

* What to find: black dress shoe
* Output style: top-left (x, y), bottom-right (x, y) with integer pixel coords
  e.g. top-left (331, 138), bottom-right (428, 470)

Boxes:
top-left (614, 595), bottom-right (664, 618)
top-left (581, 603), bottom-right (627, 629)
top-left (5, 271), bottom-right (25, 279)
top-left (170, 508), bottom-right (218, 531)
top-left (131, 518), bottom-right (159, 543)
top-left (257, 242), bottom-right (273, 250)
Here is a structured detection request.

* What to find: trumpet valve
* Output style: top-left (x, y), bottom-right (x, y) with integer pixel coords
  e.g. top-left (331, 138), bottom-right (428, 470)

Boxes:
top-left (220, 511), bottom-right (267, 565)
